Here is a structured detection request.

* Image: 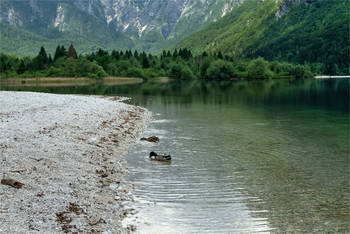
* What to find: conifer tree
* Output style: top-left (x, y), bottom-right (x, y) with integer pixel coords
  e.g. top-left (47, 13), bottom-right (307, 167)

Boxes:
top-left (141, 53), bottom-right (150, 69)
top-left (32, 55), bottom-right (44, 71)
top-left (161, 50), bottom-right (167, 59)
top-left (39, 46), bottom-right (48, 65)
top-left (134, 50), bottom-right (139, 60)
top-left (67, 44), bottom-right (77, 59)
top-left (53, 45), bottom-right (67, 61)
top-left (178, 49), bottom-right (183, 58)
top-left (173, 49), bottom-right (178, 59)
top-left (53, 45), bottom-right (61, 62)
top-left (48, 54), bottom-right (53, 65)
top-left (111, 50), bottom-right (120, 60)
top-left (97, 49), bottom-right (107, 57)
top-left (60, 46), bottom-right (67, 57)
top-left (16, 60), bottom-right (26, 74)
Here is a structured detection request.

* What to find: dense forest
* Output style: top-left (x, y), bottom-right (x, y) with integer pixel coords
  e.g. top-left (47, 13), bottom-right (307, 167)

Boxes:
top-left (1, 45), bottom-right (314, 80)
top-left (175, 1), bottom-right (349, 76)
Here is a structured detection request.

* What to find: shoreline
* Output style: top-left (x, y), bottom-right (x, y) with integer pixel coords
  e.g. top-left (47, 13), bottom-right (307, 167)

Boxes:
top-left (0, 91), bottom-right (151, 233)
top-left (0, 77), bottom-right (144, 87)
top-left (314, 75), bottom-right (350, 79)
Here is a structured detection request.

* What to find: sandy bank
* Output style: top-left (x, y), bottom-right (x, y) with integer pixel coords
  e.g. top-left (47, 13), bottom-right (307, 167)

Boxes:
top-left (0, 91), bottom-right (151, 233)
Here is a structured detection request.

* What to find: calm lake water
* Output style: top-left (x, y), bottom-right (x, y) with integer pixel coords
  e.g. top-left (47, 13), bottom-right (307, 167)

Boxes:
top-left (1, 78), bottom-right (349, 233)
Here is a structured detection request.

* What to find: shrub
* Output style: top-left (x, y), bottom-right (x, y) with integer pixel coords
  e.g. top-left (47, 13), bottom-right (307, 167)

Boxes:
top-left (96, 69), bottom-right (108, 79)
top-left (205, 59), bottom-right (235, 79)
top-left (247, 57), bottom-right (272, 79)
top-left (200, 56), bottom-right (214, 78)
top-left (169, 64), bottom-right (195, 79)
top-left (126, 67), bottom-right (143, 77)
top-left (142, 68), bottom-right (160, 79)
top-left (47, 66), bottom-right (61, 77)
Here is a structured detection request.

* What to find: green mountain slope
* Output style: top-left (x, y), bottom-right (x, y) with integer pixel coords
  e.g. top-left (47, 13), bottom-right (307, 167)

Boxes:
top-left (0, 2), bottom-right (134, 55)
top-left (133, 0), bottom-right (243, 52)
top-left (175, 0), bottom-right (349, 75)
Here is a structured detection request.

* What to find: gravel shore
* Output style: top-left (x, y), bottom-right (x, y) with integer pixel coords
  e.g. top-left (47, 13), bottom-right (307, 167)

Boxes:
top-left (0, 91), bottom-right (150, 233)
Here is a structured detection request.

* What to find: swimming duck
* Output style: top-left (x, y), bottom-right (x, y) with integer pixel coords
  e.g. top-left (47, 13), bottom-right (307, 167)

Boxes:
top-left (140, 136), bottom-right (159, 143)
top-left (149, 151), bottom-right (172, 161)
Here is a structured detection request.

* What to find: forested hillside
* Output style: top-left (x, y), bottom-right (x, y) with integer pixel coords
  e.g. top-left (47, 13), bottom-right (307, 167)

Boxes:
top-left (175, 1), bottom-right (349, 75)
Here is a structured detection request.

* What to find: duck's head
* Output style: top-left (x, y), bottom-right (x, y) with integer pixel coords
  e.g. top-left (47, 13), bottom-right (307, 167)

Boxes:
top-left (149, 151), bottom-right (157, 157)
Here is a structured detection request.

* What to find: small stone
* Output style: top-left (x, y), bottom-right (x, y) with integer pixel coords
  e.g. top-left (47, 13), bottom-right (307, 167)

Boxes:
top-left (109, 184), bottom-right (118, 191)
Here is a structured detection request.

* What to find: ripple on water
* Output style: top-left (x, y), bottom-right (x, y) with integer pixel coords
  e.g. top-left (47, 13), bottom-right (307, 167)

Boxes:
top-left (123, 119), bottom-right (273, 233)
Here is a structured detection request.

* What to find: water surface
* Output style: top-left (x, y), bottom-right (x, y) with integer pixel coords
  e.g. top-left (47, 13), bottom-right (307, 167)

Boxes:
top-left (120, 79), bottom-right (349, 233)
top-left (1, 79), bottom-right (349, 233)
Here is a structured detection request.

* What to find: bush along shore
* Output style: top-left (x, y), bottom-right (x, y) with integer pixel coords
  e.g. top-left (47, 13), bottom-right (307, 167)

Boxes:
top-left (0, 91), bottom-right (151, 233)
top-left (1, 45), bottom-right (314, 80)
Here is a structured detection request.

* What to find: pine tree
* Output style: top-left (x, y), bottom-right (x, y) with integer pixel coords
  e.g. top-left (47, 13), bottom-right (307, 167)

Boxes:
top-left (178, 49), bottom-right (183, 58)
top-left (17, 60), bottom-right (26, 74)
top-left (53, 45), bottom-right (67, 61)
top-left (53, 46), bottom-right (61, 62)
top-left (67, 44), bottom-right (77, 59)
top-left (97, 49), bottom-right (107, 57)
top-left (39, 46), bottom-right (48, 65)
top-left (32, 55), bottom-right (44, 70)
top-left (48, 54), bottom-right (53, 65)
top-left (173, 49), bottom-right (178, 59)
top-left (161, 50), bottom-right (167, 59)
top-left (111, 50), bottom-right (120, 60)
top-left (141, 53), bottom-right (150, 69)
top-left (134, 50), bottom-right (139, 60)
top-left (60, 46), bottom-right (67, 57)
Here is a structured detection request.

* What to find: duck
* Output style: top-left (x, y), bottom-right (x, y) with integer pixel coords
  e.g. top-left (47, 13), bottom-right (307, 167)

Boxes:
top-left (149, 151), bottom-right (172, 161)
top-left (140, 136), bottom-right (160, 143)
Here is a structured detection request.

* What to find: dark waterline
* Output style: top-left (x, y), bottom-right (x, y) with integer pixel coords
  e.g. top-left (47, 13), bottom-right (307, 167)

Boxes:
top-left (1, 79), bottom-right (349, 233)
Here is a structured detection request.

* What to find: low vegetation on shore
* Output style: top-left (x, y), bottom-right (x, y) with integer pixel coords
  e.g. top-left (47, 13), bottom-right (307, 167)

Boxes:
top-left (1, 45), bottom-right (313, 80)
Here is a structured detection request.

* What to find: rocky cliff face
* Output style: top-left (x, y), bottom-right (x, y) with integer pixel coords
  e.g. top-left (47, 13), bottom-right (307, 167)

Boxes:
top-left (101, 0), bottom-right (244, 40)
top-left (275, 0), bottom-right (305, 19)
top-left (0, 0), bottom-right (244, 51)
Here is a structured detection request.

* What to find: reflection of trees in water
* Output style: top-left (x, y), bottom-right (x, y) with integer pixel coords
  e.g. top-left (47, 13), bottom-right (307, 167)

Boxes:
top-left (1, 79), bottom-right (348, 112)
top-left (122, 79), bottom-right (349, 113)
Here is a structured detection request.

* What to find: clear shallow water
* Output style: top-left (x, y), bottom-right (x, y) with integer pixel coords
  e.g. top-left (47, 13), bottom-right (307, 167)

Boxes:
top-left (2, 78), bottom-right (349, 233)
top-left (119, 79), bottom-right (349, 233)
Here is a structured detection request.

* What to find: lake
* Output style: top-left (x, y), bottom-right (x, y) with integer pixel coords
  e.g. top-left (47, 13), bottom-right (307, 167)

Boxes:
top-left (1, 78), bottom-right (349, 233)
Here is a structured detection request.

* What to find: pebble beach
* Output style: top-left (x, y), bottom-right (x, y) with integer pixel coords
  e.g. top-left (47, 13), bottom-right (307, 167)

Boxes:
top-left (0, 91), bottom-right (151, 233)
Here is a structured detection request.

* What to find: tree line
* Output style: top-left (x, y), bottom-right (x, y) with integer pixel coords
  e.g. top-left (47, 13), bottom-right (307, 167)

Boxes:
top-left (0, 45), bottom-right (314, 80)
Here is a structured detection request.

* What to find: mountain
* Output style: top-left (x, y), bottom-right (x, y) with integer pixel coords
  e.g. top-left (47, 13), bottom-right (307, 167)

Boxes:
top-left (174, 0), bottom-right (349, 75)
top-left (0, 0), bottom-right (243, 55)
top-left (0, 0), bottom-right (134, 55)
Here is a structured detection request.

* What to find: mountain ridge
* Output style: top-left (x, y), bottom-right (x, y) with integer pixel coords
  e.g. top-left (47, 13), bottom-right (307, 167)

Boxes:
top-left (0, 0), bottom-right (243, 54)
